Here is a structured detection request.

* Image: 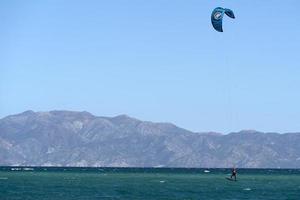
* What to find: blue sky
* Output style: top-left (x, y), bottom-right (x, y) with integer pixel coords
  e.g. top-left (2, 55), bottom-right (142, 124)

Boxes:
top-left (1, 0), bottom-right (300, 133)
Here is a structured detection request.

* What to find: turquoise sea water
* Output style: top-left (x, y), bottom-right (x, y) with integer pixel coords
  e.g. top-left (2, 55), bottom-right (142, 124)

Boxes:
top-left (0, 167), bottom-right (299, 200)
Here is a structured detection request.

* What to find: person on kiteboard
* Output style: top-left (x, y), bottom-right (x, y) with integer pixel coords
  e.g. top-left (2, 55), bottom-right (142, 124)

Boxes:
top-left (230, 167), bottom-right (237, 181)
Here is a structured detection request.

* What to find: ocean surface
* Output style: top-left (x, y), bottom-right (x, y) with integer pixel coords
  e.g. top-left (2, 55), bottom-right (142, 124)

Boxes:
top-left (0, 167), bottom-right (299, 200)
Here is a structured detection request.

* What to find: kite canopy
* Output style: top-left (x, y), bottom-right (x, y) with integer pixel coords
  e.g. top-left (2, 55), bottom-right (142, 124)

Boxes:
top-left (211, 7), bottom-right (235, 32)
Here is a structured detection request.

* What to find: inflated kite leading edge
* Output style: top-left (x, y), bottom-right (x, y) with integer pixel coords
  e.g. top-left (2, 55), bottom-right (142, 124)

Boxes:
top-left (211, 7), bottom-right (235, 32)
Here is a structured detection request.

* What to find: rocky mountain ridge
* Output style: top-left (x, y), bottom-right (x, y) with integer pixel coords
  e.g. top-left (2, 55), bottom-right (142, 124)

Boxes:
top-left (1, 110), bottom-right (300, 168)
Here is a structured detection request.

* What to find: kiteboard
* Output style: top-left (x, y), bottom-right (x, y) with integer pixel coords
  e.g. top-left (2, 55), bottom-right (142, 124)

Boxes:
top-left (226, 177), bottom-right (237, 182)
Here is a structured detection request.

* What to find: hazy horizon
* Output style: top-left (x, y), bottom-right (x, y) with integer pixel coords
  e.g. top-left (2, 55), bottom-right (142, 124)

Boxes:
top-left (1, 0), bottom-right (300, 133)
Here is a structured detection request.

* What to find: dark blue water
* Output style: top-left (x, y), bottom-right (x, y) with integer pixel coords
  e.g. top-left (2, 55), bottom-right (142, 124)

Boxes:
top-left (0, 167), bottom-right (299, 200)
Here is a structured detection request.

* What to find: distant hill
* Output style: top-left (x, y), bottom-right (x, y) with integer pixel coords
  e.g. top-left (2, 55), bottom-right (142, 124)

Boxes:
top-left (1, 110), bottom-right (300, 168)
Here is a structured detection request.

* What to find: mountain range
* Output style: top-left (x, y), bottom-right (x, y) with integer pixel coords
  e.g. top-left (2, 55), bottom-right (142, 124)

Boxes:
top-left (1, 110), bottom-right (300, 168)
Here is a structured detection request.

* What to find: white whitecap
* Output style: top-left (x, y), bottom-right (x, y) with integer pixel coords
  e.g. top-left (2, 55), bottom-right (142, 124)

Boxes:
top-left (11, 168), bottom-right (21, 171)
top-left (23, 168), bottom-right (34, 171)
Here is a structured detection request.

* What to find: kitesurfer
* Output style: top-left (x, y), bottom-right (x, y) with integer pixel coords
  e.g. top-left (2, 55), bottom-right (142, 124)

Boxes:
top-left (230, 167), bottom-right (237, 181)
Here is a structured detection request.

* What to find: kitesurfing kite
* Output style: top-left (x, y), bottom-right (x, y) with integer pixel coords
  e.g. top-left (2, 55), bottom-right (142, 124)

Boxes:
top-left (211, 7), bottom-right (235, 32)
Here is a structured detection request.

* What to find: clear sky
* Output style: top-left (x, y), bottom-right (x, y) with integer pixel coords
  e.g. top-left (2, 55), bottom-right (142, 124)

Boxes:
top-left (1, 0), bottom-right (300, 133)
